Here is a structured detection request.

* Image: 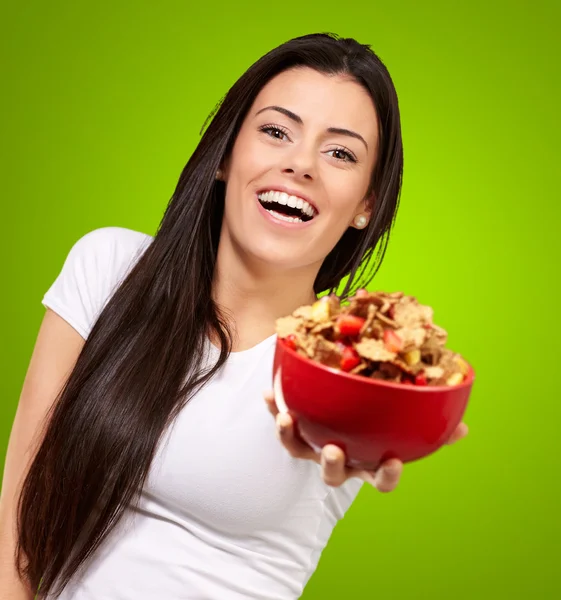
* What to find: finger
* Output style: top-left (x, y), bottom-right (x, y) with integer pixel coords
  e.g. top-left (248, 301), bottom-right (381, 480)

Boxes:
top-left (359, 458), bottom-right (403, 493)
top-left (276, 412), bottom-right (317, 461)
top-left (263, 390), bottom-right (279, 418)
top-left (320, 445), bottom-right (347, 487)
top-left (445, 422), bottom-right (469, 445)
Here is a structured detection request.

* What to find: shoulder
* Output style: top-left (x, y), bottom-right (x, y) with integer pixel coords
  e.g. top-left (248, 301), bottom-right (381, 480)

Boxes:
top-left (66, 226), bottom-right (153, 283)
top-left (70, 226), bottom-right (153, 262)
top-left (42, 227), bottom-right (154, 339)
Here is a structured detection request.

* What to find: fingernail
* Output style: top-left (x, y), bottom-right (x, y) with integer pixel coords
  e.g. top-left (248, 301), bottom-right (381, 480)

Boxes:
top-left (324, 450), bottom-right (338, 464)
top-left (383, 465), bottom-right (400, 478)
top-left (276, 413), bottom-right (289, 433)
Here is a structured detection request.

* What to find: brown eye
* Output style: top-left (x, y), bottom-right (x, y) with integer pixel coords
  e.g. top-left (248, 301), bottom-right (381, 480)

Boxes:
top-left (259, 125), bottom-right (290, 142)
top-left (327, 147), bottom-right (357, 163)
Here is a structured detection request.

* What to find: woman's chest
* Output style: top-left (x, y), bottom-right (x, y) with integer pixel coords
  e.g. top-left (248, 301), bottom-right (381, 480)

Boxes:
top-left (141, 357), bottom-right (325, 534)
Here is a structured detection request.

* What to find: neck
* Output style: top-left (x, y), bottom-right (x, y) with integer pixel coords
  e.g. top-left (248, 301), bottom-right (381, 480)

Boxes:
top-left (211, 238), bottom-right (319, 352)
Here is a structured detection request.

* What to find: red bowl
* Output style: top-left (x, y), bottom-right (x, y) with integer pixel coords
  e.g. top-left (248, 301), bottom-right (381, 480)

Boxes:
top-left (273, 338), bottom-right (474, 470)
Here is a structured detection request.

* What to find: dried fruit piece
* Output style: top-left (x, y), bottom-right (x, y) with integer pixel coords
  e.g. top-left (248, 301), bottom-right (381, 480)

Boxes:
top-left (311, 297), bottom-right (331, 322)
top-left (403, 349), bottom-right (421, 366)
top-left (383, 329), bottom-right (403, 353)
top-left (340, 346), bottom-right (361, 371)
top-left (414, 373), bottom-right (428, 386)
top-left (283, 334), bottom-right (298, 351)
top-left (336, 314), bottom-right (366, 337)
top-left (446, 372), bottom-right (464, 386)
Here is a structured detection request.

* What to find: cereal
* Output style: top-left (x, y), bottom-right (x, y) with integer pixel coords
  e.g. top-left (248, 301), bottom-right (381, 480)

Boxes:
top-left (276, 290), bottom-right (468, 386)
top-left (355, 339), bottom-right (396, 362)
top-left (275, 315), bottom-right (303, 339)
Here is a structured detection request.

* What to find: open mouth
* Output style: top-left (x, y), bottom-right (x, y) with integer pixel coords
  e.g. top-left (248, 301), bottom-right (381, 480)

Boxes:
top-left (257, 190), bottom-right (317, 223)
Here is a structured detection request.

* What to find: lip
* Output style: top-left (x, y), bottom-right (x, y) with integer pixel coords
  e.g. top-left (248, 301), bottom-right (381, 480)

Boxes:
top-left (255, 185), bottom-right (319, 215)
top-left (255, 195), bottom-right (316, 229)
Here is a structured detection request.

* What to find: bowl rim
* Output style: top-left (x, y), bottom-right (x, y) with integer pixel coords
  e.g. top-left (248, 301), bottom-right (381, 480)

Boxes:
top-left (277, 337), bottom-right (475, 392)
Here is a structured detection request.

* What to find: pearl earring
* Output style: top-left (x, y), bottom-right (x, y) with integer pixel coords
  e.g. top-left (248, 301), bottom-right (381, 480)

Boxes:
top-left (216, 168), bottom-right (223, 180)
top-left (353, 214), bottom-right (368, 229)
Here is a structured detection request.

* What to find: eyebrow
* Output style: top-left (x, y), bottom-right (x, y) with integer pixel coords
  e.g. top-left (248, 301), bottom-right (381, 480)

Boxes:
top-left (254, 105), bottom-right (369, 151)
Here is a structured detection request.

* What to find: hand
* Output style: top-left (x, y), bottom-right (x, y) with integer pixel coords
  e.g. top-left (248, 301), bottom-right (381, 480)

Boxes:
top-left (264, 390), bottom-right (469, 492)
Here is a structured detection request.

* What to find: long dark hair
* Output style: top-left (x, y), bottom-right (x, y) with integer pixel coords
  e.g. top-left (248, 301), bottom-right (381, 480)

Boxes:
top-left (16, 32), bottom-right (403, 597)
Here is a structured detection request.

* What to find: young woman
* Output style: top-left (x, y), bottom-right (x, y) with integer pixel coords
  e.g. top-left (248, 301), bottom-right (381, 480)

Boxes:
top-left (0, 33), bottom-right (467, 599)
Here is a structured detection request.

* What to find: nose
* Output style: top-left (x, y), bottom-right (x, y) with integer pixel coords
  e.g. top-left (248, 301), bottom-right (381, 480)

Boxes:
top-left (282, 165), bottom-right (313, 180)
top-left (281, 145), bottom-right (316, 181)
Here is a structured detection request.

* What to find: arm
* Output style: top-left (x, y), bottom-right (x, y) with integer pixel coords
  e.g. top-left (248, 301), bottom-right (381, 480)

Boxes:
top-left (0, 309), bottom-right (85, 599)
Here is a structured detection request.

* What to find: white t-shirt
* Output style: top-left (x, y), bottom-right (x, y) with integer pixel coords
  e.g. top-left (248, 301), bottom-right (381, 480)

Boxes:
top-left (41, 227), bottom-right (363, 600)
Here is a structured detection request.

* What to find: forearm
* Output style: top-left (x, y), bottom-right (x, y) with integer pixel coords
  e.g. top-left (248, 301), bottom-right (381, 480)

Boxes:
top-left (0, 558), bottom-right (36, 599)
top-left (0, 571), bottom-right (35, 600)
top-left (0, 520), bottom-right (36, 600)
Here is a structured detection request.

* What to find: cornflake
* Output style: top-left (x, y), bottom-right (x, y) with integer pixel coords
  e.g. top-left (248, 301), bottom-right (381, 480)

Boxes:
top-left (275, 290), bottom-right (469, 387)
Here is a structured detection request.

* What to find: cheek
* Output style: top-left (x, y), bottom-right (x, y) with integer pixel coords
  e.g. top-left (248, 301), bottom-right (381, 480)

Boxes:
top-left (325, 176), bottom-right (366, 220)
top-left (229, 134), bottom-right (272, 183)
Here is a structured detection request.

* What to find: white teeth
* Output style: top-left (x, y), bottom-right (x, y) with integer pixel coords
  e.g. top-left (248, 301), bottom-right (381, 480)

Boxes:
top-left (257, 190), bottom-right (316, 219)
top-left (266, 209), bottom-right (303, 223)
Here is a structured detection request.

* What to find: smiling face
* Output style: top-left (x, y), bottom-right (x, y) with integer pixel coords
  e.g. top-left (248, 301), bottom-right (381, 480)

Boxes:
top-left (219, 66), bottom-right (380, 276)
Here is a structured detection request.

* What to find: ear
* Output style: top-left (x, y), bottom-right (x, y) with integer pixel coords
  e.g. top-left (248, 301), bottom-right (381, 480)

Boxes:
top-left (219, 156), bottom-right (231, 182)
top-left (352, 193), bottom-right (375, 222)
top-left (363, 191), bottom-right (375, 217)
top-left (350, 192), bottom-right (375, 230)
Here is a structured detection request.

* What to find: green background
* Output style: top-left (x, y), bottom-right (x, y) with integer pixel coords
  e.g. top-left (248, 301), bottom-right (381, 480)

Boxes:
top-left (2, 1), bottom-right (560, 598)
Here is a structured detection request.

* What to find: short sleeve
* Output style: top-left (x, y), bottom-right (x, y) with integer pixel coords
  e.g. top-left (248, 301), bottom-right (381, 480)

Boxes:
top-left (324, 477), bottom-right (364, 522)
top-left (304, 476), bottom-right (364, 584)
top-left (41, 227), bottom-right (153, 340)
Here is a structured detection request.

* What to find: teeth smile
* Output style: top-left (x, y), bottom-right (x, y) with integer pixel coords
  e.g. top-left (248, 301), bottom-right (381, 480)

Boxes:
top-left (265, 209), bottom-right (305, 223)
top-left (257, 190), bottom-right (316, 222)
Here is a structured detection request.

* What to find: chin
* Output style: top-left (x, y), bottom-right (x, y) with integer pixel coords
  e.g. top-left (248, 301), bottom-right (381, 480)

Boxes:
top-left (244, 240), bottom-right (320, 273)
